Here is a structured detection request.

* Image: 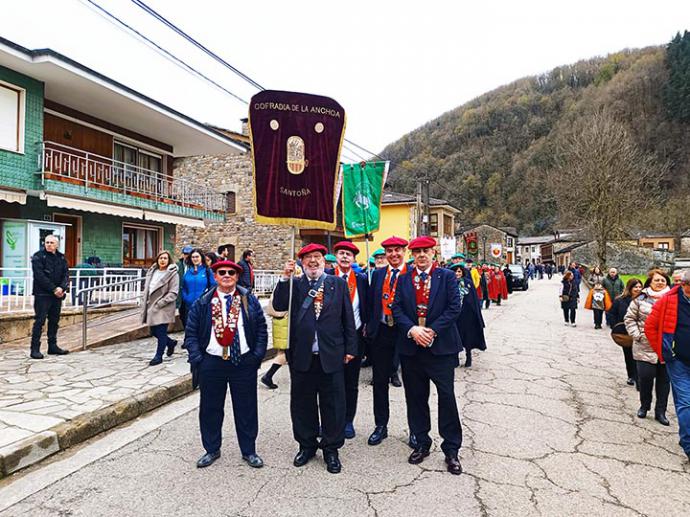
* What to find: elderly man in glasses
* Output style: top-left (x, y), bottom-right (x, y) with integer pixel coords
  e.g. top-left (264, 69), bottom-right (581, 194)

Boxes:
top-left (184, 260), bottom-right (268, 469)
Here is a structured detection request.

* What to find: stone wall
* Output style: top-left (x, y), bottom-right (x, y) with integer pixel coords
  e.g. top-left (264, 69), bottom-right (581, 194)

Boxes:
top-left (571, 241), bottom-right (675, 274)
top-left (173, 153), bottom-right (292, 270)
top-left (681, 236), bottom-right (690, 256)
top-left (459, 224), bottom-right (510, 263)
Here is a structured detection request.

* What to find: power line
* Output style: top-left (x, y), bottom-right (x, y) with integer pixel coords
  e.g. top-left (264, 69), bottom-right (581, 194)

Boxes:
top-left (80, 0), bottom-right (248, 104)
top-left (128, 0), bottom-right (385, 162)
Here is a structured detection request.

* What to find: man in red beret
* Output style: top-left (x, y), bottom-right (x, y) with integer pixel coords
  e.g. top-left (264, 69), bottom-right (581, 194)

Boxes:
top-left (272, 243), bottom-right (358, 474)
top-left (184, 260), bottom-right (268, 469)
top-left (365, 236), bottom-right (408, 446)
top-left (326, 241), bottom-right (369, 440)
top-left (391, 236), bottom-right (464, 475)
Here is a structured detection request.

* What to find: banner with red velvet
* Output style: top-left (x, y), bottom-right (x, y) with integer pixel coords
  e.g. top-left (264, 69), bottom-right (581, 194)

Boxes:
top-left (249, 90), bottom-right (346, 229)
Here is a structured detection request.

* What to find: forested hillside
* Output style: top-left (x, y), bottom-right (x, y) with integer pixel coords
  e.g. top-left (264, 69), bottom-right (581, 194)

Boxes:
top-left (382, 34), bottom-right (690, 235)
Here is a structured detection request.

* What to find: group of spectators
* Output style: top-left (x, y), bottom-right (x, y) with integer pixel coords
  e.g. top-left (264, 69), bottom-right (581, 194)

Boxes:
top-left (560, 262), bottom-right (690, 462)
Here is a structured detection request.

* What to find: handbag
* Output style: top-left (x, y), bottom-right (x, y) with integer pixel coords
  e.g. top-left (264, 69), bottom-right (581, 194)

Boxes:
top-left (610, 322), bottom-right (633, 348)
top-left (559, 294), bottom-right (570, 303)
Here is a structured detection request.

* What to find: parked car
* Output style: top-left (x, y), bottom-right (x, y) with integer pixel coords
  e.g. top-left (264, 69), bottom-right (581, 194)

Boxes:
top-left (508, 264), bottom-right (529, 291)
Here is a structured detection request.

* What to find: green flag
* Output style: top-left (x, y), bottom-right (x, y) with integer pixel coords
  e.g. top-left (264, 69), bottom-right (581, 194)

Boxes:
top-left (342, 161), bottom-right (388, 238)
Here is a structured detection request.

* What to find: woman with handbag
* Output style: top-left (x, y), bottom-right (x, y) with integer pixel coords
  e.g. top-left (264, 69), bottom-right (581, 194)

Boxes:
top-left (560, 271), bottom-right (578, 326)
top-left (624, 269), bottom-right (672, 425)
top-left (608, 278), bottom-right (643, 387)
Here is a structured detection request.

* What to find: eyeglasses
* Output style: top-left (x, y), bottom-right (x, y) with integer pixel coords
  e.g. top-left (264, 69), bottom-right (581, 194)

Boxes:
top-left (216, 269), bottom-right (237, 277)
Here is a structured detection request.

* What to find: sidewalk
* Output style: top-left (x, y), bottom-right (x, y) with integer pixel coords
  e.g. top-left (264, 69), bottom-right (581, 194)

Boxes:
top-left (0, 332), bottom-right (191, 477)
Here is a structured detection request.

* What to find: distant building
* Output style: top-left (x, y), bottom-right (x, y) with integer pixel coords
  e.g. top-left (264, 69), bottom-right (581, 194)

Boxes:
top-left (516, 235), bottom-right (555, 265)
top-left (637, 232), bottom-right (675, 251)
top-left (456, 224), bottom-right (518, 264)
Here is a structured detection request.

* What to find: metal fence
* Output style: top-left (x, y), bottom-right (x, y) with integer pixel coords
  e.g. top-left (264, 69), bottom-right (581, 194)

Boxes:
top-left (0, 267), bottom-right (145, 314)
top-left (253, 270), bottom-right (283, 296)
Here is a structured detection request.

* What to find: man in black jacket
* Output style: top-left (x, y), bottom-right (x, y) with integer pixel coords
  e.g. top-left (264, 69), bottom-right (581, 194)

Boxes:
top-left (273, 243), bottom-right (358, 474)
top-left (30, 235), bottom-right (70, 359)
top-left (184, 260), bottom-right (267, 469)
top-left (237, 249), bottom-right (255, 292)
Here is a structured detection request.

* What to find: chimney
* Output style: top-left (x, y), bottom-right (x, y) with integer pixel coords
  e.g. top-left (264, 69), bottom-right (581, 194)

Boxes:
top-left (240, 117), bottom-right (249, 136)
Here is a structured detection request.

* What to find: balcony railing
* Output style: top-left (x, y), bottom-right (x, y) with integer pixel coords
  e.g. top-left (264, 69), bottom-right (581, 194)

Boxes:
top-left (37, 141), bottom-right (227, 213)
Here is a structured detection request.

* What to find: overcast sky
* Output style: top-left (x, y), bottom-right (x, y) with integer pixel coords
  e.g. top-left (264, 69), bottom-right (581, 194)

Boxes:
top-left (2, 0), bottom-right (689, 161)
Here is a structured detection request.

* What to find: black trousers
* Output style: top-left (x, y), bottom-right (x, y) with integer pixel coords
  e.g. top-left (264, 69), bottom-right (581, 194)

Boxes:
top-left (637, 360), bottom-right (670, 413)
top-left (31, 295), bottom-right (63, 351)
top-left (400, 349), bottom-right (462, 456)
top-left (179, 301), bottom-right (189, 328)
top-left (623, 347), bottom-right (637, 381)
top-left (344, 330), bottom-right (366, 423)
top-left (562, 307), bottom-right (576, 323)
top-left (371, 324), bottom-right (397, 427)
top-left (290, 355), bottom-right (345, 455)
top-left (199, 353), bottom-right (259, 457)
top-left (593, 309), bottom-right (603, 327)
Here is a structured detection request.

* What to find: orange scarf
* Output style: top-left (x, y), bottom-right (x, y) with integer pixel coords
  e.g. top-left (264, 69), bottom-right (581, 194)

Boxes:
top-left (382, 264), bottom-right (407, 316)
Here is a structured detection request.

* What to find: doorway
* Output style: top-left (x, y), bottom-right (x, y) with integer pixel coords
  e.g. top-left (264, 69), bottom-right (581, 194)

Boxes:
top-left (53, 214), bottom-right (81, 267)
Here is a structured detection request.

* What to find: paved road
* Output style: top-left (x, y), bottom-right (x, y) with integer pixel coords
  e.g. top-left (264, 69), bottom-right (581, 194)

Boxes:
top-left (2, 278), bottom-right (689, 516)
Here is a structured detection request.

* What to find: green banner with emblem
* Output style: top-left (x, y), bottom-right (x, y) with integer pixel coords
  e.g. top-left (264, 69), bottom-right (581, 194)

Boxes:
top-left (341, 161), bottom-right (388, 238)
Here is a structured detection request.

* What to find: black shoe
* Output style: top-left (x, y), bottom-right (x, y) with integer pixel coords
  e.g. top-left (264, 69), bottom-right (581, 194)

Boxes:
top-left (181, 342), bottom-right (188, 350)
top-left (445, 456), bottom-right (463, 475)
top-left (166, 339), bottom-right (177, 357)
top-left (260, 375), bottom-right (278, 389)
top-left (408, 433), bottom-right (418, 449)
top-left (408, 448), bottom-right (430, 465)
top-left (324, 453), bottom-right (341, 474)
top-left (293, 449), bottom-right (316, 467)
top-left (390, 373), bottom-right (402, 387)
top-left (626, 378), bottom-right (635, 386)
top-left (637, 407), bottom-right (648, 419)
top-left (463, 359), bottom-right (472, 368)
top-left (30, 350), bottom-right (44, 359)
top-left (367, 426), bottom-right (388, 446)
top-left (655, 412), bottom-right (670, 426)
top-left (196, 451), bottom-right (220, 468)
top-left (361, 358), bottom-right (372, 368)
top-left (242, 453), bottom-right (264, 468)
top-left (149, 356), bottom-right (163, 366)
top-left (47, 347), bottom-right (69, 355)
top-left (344, 422), bottom-right (356, 439)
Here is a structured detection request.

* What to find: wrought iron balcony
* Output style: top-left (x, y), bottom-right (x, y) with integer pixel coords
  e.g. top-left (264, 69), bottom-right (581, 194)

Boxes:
top-left (37, 141), bottom-right (226, 214)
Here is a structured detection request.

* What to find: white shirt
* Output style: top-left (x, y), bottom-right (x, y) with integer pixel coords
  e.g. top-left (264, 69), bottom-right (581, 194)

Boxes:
top-left (338, 268), bottom-right (361, 330)
top-left (206, 289), bottom-right (250, 357)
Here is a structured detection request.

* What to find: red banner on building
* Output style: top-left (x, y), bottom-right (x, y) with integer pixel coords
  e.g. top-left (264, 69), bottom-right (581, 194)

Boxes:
top-left (249, 90), bottom-right (346, 229)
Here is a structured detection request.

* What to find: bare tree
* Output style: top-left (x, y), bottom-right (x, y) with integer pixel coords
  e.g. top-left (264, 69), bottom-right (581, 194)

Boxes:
top-left (549, 111), bottom-right (668, 266)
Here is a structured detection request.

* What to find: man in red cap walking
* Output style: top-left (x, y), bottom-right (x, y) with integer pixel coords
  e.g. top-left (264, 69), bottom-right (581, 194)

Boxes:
top-left (392, 236), bottom-right (464, 475)
top-left (273, 243), bottom-right (358, 474)
top-left (365, 236), bottom-right (409, 446)
top-left (184, 260), bottom-right (268, 469)
top-left (327, 241), bottom-right (369, 440)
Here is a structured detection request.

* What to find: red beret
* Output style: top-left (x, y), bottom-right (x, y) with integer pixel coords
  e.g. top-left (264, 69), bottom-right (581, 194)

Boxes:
top-left (211, 260), bottom-right (243, 274)
top-left (297, 243), bottom-right (328, 258)
top-left (333, 241), bottom-right (359, 255)
top-left (381, 236), bottom-right (409, 248)
top-left (408, 236), bottom-right (437, 250)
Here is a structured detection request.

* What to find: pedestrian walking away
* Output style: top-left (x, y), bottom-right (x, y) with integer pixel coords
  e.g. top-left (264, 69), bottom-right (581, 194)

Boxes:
top-left (185, 259), bottom-right (267, 469)
top-left (326, 240), bottom-right (369, 440)
top-left (644, 270), bottom-right (690, 462)
top-left (30, 234), bottom-right (70, 359)
top-left (272, 243), bottom-right (358, 474)
top-left (142, 250), bottom-right (179, 366)
top-left (584, 281), bottom-right (612, 329)
top-left (624, 269), bottom-right (672, 425)
top-left (366, 236), bottom-right (409, 448)
top-left (392, 236), bottom-right (463, 475)
top-left (608, 278), bottom-right (643, 387)
top-left (449, 262), bottom-right (486, 368)
top-left (560, 271), bottom-right (578, 326)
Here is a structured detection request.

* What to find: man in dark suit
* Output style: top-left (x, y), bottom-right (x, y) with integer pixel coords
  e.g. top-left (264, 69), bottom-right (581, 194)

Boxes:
top-left (366, 236), bottom-right (409, 446)
top-left (238, 249), bottom-right (255, 292)
top-left (392, 236), bottom-right (463, 475)
top-left (185, 260), bottom-right (267, 469)
top-left (326, 241), bottom-right (368, 440)
top-left (273, 243), bottom-right (358, 474)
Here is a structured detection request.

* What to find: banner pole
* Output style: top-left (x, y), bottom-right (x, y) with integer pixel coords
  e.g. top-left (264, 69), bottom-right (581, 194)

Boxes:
top-left (286, 226), bottom-right (296, 349)
top-left (365, 234), bottom-right (372, 284)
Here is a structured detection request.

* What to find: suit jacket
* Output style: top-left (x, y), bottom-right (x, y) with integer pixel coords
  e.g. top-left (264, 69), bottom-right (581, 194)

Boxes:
top-left (391, 267), bottom-right (462, 356)
top-left (273, 274), bottom-right (357, 374)
top-left (325, 267), bottom-right (369, 329)
top-left (366, 266), bottom-right (390, 339)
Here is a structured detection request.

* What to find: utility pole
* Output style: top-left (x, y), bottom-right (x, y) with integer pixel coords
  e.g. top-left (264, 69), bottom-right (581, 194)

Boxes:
top-left (422, 176), bottom-right (430, 235)
top-left (416, 173), bottom-right (422, 237)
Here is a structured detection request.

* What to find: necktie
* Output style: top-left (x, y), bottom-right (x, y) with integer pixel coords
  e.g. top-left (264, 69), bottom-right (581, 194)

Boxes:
top-left (420, 271), bottom-right (428, 282)
top-left (226, 295), bottom-right (241, 365)
top-left (309, 279), bottom-right (316, 290)
top-left (389, 268), bottom-right (399, 289)
top-left (342, 273), bottom-right (348, 280)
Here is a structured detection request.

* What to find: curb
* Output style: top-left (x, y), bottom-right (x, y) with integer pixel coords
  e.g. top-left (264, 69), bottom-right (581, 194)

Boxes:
top-left (0, 374), bottom-right (194, 478)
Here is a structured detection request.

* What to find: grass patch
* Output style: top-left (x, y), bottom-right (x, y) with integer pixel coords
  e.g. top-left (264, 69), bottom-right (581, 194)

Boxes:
top-left (620, 274), bottom-right (647, 285)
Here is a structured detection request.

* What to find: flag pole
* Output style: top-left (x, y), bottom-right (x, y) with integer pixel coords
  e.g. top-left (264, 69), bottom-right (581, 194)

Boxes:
top-left (286, 225), bottom-right (296, 349)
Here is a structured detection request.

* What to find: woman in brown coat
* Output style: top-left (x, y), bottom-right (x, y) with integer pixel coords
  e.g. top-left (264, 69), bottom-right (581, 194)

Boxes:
top-left (142, 250), bottom-right (179, 366)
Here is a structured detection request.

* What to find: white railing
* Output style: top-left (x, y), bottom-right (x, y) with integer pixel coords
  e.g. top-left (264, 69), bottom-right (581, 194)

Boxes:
top-left (0, 267), bottom-right (145, 314)
top-left (253, 270), bottom-right (283, 296)
top-left (38, 141), bottom-right (227, 213)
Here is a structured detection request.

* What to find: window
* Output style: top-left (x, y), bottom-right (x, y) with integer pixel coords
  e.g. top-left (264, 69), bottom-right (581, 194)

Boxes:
top-left (0, 81), bottom-right (25, 153)
top-left (531, 246), bottom-right (536, 253)
top-left (443, 214), bottom-right (453, 237)
top-left (507, 237), bottom-right (513, 247)
top-left (429, 213), bottom-right (438, 236)
top-left (226, 191), bottom-right (237, 214)
top-left (122, 224), bottom-right (161, 266)
top-left (658, 242), bottom-right (670, 250)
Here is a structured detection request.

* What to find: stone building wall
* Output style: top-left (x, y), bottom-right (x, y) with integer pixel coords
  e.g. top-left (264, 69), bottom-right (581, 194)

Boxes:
top-left (173, 153), bottom-right (293, 270)
top-left (681, 236), bottom-right (690, 256)
top-left (571, 241), bottom-right (675, 274)
top-left (459, 224), bottom-right (510, 263)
